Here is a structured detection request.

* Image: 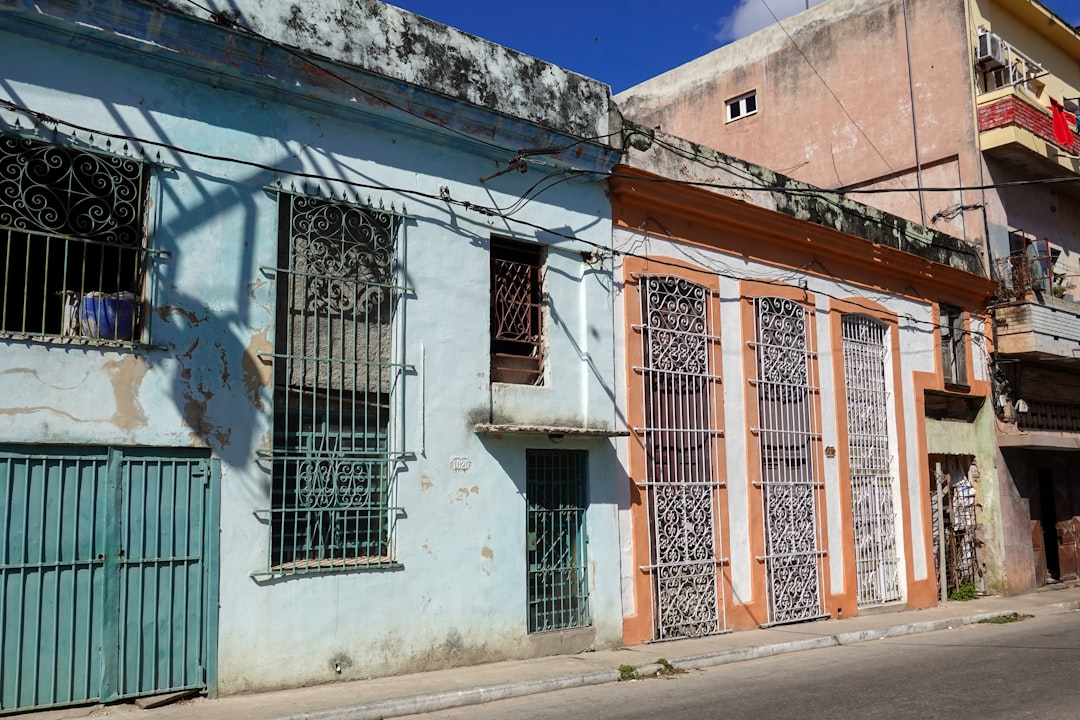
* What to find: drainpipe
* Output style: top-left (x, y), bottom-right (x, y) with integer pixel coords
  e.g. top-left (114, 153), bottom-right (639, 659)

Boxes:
top-left (901, 0), bottom-right (928, 226)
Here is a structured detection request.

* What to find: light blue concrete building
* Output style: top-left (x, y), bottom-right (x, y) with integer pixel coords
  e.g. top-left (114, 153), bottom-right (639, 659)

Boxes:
top-left (0, 0), bottom-right (624, 709)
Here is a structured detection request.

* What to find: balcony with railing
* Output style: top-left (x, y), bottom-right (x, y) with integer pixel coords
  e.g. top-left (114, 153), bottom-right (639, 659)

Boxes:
top-left (974, 32), bottom-right (1080, 178)
top-left (992, 250), bottom-right (1080, 361)
top-left (1017, 400), bottom-right (1080, 432)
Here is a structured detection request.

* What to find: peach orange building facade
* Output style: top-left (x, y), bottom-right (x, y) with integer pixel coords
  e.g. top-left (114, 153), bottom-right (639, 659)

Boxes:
top-left (618, 0), bottom-right (1080, 598)
top-left (610, 129), bottom-right (996, 640)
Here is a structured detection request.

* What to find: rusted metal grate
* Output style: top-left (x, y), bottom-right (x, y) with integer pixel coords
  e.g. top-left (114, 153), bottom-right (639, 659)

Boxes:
top-left (931, 457), bottom-right (982, 597)
top-left (490, 238), bottom-right (544, 385)
top-left (0, 132), bottom-right (149, 342)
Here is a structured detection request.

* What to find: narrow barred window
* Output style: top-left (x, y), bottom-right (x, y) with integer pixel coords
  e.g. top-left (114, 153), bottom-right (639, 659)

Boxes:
top-left (490, 237), bottom-right (544, 385)
top-left (266, 193), bottom-right (403, 575)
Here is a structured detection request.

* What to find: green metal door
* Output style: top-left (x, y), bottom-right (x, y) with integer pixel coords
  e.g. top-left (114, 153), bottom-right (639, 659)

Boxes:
top-left (0, 446), bottom-right (218, 714)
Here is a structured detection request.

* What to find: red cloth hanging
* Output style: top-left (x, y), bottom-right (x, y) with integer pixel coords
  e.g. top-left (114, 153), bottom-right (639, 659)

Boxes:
top-left (1049, 97), bottom-right (1076, 147)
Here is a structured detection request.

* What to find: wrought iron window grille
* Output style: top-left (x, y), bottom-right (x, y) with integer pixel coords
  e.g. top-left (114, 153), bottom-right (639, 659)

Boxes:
top-left (0, 130), bottom-right (156, 346)
top-left (490, 237), bottom-right (545, 386)
top-left (842, 315), bottom-right (902, 607)
top-left (636, 275), bottom-right (727, 640)
top-left (259, 191), bottom-right (407, 577)
top-left (752, 296), bottom-right (826, 626)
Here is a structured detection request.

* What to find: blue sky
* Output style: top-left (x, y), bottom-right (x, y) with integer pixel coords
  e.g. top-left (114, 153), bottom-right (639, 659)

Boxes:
top-left (387, 0), bottom-right (1080, 93)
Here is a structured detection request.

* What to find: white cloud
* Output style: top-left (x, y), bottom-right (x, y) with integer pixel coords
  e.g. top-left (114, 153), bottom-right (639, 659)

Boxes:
top-left (716, 0), bottom-right (827, 44)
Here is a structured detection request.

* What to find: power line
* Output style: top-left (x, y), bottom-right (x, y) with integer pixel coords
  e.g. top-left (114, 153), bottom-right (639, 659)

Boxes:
top-left (756, 0), bottom-right (924, 211)
top-left (0, 97), bottom-right (993, 342)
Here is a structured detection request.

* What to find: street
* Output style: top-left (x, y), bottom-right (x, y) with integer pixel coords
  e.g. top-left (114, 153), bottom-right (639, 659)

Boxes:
top-left (402, 610), bottom-right (1080, 719)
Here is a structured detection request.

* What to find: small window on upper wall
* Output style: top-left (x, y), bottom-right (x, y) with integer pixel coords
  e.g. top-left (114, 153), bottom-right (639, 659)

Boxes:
top-left (490, 237), bottom-right (545, 386)
top-left (940, 304), bottom-right (968, 389)
top-left (726, 92), bottom-right (758, 122)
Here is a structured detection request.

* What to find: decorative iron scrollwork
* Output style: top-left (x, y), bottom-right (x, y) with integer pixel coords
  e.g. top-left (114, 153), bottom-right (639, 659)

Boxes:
top-left (640, 275), bottom-right (724, 639)
top-left (0, 133), bottom-right (145, 245)
top-left (288, 194), bottom-right (397, 317)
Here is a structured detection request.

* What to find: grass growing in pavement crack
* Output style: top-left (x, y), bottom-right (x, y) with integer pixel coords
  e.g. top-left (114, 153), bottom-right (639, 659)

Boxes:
top-left (618, 664), bottom-right (638, 681)
top-left (978, 612), bottom-right (1033, 624)
top-left (655, 658), bottom-right (685, 676)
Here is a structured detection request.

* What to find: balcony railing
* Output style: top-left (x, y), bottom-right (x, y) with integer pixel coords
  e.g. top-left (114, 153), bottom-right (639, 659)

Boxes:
top-left (993, 248), bottom-right (1053, 302)
top-left (1018, 400), bottom-right (1080, 432)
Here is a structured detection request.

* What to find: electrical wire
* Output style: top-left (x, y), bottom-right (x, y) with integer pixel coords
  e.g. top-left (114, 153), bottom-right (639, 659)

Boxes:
top-left (755, 0), bottom-right (924, 211)
top-left (0, 97), bottom-right (994, 342)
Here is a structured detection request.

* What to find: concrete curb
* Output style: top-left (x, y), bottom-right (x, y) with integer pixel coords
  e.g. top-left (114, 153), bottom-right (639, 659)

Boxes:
top-left (284, 610), bottom-right (1023, 720)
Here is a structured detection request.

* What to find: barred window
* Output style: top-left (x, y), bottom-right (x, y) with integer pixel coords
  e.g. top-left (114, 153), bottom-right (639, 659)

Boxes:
top-left (266, 193), bottom-right (404, 575)
top-left (0, 132), bottom-right (149, 342)
top-left (490, 237), bottom-right (545, 385)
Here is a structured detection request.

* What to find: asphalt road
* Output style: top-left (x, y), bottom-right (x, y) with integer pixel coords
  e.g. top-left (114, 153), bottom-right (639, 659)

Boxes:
top-left (402, 610), bottom-right (1080, 719)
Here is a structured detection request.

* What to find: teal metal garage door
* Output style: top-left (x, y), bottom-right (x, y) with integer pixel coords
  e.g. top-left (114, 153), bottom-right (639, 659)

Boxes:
top-left (0, 446), bottom-right (219, 713)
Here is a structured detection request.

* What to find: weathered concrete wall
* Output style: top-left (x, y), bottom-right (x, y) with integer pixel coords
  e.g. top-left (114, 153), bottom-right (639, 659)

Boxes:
top-left (618, 124), bottom-right (985, 275)
top-left (0, 7), bottom-right (622, 695)
top-left (616, 0), bottom-right (986, 248)
top-left (187, 0), bottom-right (612, 139)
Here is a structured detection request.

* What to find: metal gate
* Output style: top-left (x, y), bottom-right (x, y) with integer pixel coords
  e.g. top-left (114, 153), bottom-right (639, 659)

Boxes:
top-left (841, 316), bottom-right (902, 606)
top-left (0, 446), bottom-right (218, 713)
top-left (526, 450), bottom-right (590, 633)
top-left (638, 276), bottom-right (726, 639)
top-left (930, 456), bottom-right (980, 599)
top-left (753, 297), bottom-right (825, 625)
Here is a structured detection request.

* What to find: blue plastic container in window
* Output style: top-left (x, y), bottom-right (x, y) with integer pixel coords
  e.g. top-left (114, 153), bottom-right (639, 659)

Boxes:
top-left (81, 292), bottom-right (136, 341)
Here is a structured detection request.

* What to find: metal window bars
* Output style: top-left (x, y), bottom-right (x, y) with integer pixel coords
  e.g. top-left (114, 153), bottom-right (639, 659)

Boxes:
top-left (635, 275), bottom-right (726, 640)
top-left (0, 132), bottom-right (149, 343)
top-left (841, 315), bottom-right (902, 607)
top-left (526, 449), bottom-right (590, 633)
top-left (752, 296), bottom-right (826, 626)
top-left (262, 193), bottom-right (405, 576)
top-left (490, 238), bottom-right (544, 385)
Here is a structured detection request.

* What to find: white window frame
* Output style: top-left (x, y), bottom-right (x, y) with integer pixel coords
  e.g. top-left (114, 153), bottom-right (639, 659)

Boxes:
top-left (726, 91), bottom-right (758, 123)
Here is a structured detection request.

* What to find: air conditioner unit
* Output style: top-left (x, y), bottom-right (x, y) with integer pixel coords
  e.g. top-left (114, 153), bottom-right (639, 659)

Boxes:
top-left (976, 30), bottom-right (1008, 70)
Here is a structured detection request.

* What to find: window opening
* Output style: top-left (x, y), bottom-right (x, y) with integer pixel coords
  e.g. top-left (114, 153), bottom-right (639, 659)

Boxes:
top-left (841, 315), bottom-right (901, 606)
top-left (939, 304), bottom-right (967, 389)
top-left (527, 449), bottom-right (590, 633)
top-left (490, 237), bottom-right (544, 385)
top-left (0, 132), bottom-right (149, 342)
top-left (637, 275), bottom-right (725, 639)
top-left (726, 92), bottom-right (758, 122)
top-left (265, 193), bottom-right (404, 575)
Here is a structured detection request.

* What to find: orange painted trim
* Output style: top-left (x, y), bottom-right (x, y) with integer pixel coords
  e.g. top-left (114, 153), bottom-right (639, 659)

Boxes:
top-left (908, 370), bottom-right (947, 609)
top-left (609, 166), bottom-right (997, 311)
top-left (826, 298), bottom-right (913, 617)
top-left (928, 305), bottom-right (992, 396)
top-left (620, 256), bottom-right (730, 643)
top-left (731, 281), bottom-right (831, 629)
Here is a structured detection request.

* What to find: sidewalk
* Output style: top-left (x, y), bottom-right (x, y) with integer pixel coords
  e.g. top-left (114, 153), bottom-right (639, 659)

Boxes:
top-left (29, 584), bottom-right (1080, 720)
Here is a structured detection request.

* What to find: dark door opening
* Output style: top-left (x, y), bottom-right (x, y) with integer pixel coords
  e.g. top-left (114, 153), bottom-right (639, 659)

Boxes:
top-left (1038, 469), bottom-right (1060, 582)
